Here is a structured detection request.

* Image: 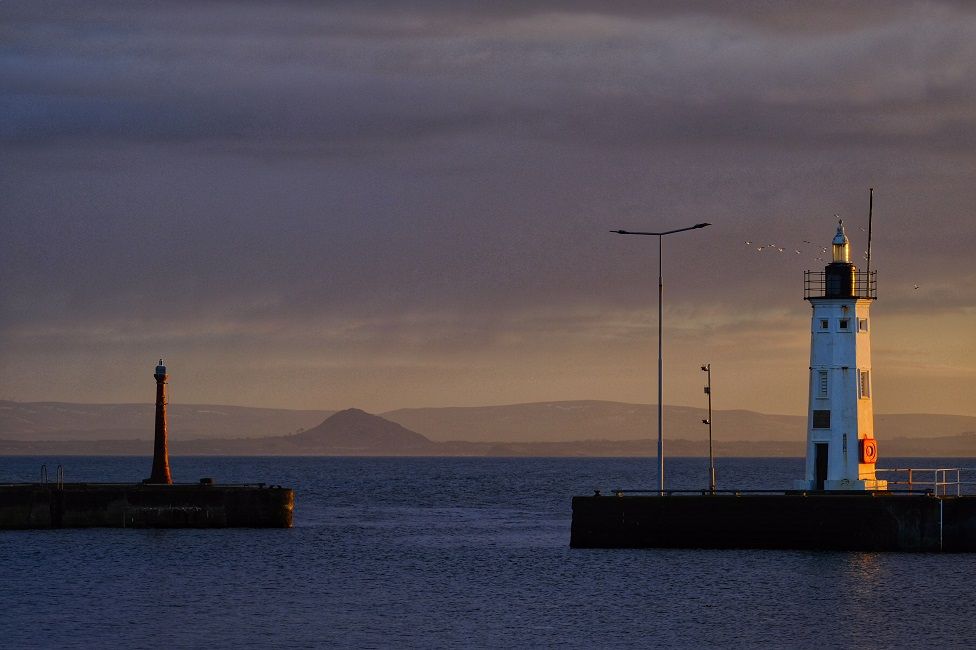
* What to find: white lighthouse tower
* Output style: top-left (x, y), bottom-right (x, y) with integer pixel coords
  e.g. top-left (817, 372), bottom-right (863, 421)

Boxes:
top-left (795, 221), bottom-right (886, 491)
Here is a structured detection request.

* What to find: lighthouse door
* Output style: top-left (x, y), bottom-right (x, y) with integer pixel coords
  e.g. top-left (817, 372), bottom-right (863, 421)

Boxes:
top-left (814, 444), bottom-right (829, 490)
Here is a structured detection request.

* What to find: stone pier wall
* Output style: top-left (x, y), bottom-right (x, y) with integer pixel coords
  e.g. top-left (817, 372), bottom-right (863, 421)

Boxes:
top-left (0, 483), bottom-right (293, 529)
top-left (571, 493), bottom-right (976, 552)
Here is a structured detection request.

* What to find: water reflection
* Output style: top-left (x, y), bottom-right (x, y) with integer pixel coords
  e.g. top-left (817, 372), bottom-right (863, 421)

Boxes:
top-left (845, 552), bottom-right (885, 596)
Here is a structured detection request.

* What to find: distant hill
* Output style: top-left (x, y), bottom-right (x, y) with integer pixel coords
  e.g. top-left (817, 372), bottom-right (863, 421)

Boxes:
top-left (0, 400), bottom-right (333, 441)
top-left (0, 399), bottom-right (973, 457)
top-left (382, 401), bottom-right (803, 443)
top-left (0, 408), bottom-right (435, 456)
top-left (281, 408), bottom-right (434, 453)
top-left (1, 407), bottom-right (974, 458)
top-left (382, 401), bottom-right (976, 445)
top-left (877, 414), bottom-right (976, 442)
top-left (881, 433), bottom-right (976, 458)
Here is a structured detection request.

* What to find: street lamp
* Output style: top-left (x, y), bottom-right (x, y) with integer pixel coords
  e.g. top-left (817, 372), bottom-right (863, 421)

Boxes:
top-left (611, 222), bottom-right (711, 494)
top-left (701, 363), bottom-right (715, 494)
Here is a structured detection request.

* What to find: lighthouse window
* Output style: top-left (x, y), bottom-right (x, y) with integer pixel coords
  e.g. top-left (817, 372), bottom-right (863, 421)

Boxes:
top-left (858, 318), bottom-right (869, 332)
top-left (813, 410), bottom-right (831, 429)
top-left (859, 370), bottom-right (871, 399)
top-left (818, 371), bottom-right (828, 398)
top-left (839, 319), bottom-right (849, 330)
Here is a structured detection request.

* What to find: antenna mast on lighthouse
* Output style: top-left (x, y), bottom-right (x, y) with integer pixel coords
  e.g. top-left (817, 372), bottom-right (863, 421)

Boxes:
top-left (866, 187), bottom-right (874, 277)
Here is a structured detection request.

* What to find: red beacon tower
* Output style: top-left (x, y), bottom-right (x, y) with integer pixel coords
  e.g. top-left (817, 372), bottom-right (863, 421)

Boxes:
top-left (148, 358), bottom-right (173, 484)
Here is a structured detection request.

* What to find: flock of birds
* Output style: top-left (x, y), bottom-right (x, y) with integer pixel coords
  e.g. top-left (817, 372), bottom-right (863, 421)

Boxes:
top-left (742, 216), bottom-right (920, 290)
top-left (744, 217), bottom-right (871, 264)
top-left (743, 236), bottom-right (870, 265)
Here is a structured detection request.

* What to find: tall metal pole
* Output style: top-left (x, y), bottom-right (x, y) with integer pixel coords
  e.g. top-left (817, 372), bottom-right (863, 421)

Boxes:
top-left (702, 363), bottom-right (714, 494)
top-left (611, 222), bottom-right (711, 496)
top-left (657, 234), bottom-right (664, 495)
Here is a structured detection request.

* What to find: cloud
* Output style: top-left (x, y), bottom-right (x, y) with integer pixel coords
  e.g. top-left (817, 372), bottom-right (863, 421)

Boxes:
top-left (1, 1), bottom-right (974, 413)
top-left (4, 1), bottom-right (975, 151)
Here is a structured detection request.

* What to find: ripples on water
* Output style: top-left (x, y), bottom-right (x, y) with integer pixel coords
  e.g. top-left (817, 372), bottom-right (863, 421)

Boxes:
top-left (3, 456), bottom-right (976, 648)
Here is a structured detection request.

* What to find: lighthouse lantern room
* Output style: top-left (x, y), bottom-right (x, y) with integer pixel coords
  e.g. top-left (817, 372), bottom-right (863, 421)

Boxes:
top-left (795, 221), bottom-right (886, 491)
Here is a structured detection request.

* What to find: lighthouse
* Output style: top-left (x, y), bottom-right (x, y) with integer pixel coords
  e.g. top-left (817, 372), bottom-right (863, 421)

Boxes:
top-left (795, 221), bottom-right (886, 491)
top-left (148, 358), bottom-right (173, 484)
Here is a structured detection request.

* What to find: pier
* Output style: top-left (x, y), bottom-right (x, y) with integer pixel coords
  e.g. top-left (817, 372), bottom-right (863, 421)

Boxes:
top-left (0, 480), bottom-right (293, 529)
top-left (573, 217), bottom-right (976, 552)
top-left (0, 359), bottom-right (294, 530)
top-left (571, 488), bottom-right (976, 552)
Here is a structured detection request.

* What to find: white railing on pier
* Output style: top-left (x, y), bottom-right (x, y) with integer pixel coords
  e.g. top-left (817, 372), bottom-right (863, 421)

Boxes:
top-left (875, 468), bottom-right (976, 496)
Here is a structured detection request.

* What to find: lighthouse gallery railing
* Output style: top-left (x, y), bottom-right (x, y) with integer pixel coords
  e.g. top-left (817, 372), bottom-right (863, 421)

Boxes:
top-left (804, 270), bottom-right (877, 299)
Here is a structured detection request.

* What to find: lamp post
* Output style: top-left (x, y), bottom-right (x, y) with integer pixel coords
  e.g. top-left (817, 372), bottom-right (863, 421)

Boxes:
top-left (701, 363), bottom-right (715, 494)
top-left (611, 222), bottom-right (711, 495)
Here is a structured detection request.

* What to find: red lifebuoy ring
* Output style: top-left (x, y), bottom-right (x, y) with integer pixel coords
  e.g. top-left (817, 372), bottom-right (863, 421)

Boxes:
top-left (860, 437), bottom-right (878, 464)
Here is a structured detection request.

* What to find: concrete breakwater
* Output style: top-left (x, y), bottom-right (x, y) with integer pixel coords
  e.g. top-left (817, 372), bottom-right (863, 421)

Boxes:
top-left (571, 493), bottom-right (976, 552)
top-left (0, 482), bottom-right (293, 529)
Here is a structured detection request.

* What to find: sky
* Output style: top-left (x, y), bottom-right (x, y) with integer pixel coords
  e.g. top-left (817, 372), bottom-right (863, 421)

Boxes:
top-left (2, 1), bottom-right (975, 416)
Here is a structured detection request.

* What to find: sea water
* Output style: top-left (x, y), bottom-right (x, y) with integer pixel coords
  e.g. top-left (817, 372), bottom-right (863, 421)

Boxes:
top-left (2, 456), bottom-right (975, 648)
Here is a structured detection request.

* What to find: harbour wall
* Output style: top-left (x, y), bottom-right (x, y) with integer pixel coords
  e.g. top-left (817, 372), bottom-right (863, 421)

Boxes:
top-left (571, 493), bottom-right (976, 552)
top-left (0, 483), bottom-right (293, 529)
